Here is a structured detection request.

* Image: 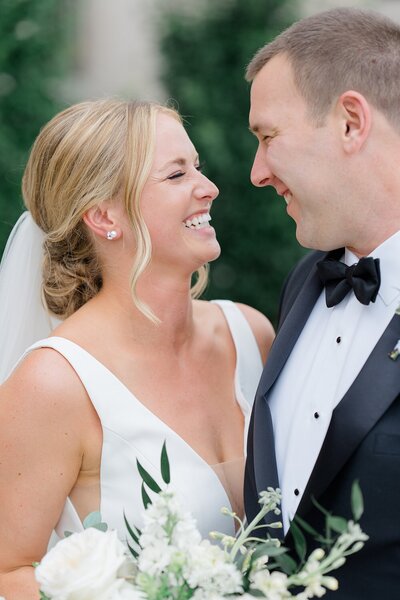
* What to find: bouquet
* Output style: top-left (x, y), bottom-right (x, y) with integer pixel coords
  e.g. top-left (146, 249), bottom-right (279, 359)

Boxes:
top-left (35, 444), bottom-right (368, 600)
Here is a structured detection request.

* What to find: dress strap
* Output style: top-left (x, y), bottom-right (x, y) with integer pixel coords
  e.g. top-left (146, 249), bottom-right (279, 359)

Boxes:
top-left (211, 300), bottom-right (263, 408)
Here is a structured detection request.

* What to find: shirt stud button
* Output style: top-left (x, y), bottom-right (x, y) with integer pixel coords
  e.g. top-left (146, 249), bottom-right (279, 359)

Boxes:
top-left (294, 488), bottom-right (300, 496)
top-left (314, 412), bottom-right (320, 419)
top-left (336, 336), bottom-right (341, 344)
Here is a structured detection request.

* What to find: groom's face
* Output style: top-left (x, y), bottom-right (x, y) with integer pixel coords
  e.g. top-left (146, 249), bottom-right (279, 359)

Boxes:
top-left (249, 54), bottom-right (344, 251)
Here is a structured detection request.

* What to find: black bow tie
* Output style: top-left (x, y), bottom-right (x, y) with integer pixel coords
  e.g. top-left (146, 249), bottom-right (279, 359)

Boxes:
top-left (317, 256), bottom-right (381, 308)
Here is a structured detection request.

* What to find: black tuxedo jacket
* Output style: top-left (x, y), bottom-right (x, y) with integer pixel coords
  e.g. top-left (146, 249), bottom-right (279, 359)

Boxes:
top-left (244, 249), bottom-right (400, 599)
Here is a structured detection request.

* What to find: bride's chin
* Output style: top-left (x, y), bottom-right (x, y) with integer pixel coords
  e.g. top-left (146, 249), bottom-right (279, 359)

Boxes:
top-left (203, 242), bottom-right (221, 264)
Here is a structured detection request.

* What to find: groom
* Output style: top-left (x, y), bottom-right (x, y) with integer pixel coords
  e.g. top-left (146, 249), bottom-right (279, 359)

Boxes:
top-left (244, 7), bottom-right (400, 598)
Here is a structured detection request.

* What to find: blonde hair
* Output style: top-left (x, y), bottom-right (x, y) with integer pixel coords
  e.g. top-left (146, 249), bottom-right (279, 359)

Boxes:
top-left (22, 99), bottom-right (208, 322)
top-left (246, 8), bottom-right (400, 129)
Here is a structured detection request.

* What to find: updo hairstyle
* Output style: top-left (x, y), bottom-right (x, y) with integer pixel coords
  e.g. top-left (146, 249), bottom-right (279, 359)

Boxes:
top-left (21, 99), bottom-right (208, 322)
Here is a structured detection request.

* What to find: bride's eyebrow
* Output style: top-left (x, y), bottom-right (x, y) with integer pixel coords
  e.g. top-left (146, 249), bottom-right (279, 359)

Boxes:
top-left (157, 154), bottom-right (200, 173)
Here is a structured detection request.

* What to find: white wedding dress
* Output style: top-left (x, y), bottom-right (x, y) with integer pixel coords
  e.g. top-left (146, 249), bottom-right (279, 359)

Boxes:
top-left (20, 300), bottom-right (263, 545)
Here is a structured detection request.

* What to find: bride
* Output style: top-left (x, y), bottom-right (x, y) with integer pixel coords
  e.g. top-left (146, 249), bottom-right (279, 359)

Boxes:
top-left (0, 99), bottom-right (274, 599)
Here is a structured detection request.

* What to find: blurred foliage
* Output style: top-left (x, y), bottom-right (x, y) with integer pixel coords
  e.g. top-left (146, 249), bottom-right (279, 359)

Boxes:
top-left (160, 0), bottom-right (307, 324)
top-left (0, 0), bottom-right (69, 253)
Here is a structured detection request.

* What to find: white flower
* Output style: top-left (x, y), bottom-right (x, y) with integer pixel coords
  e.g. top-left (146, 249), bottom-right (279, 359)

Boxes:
top-left (258, 487), bottom-right (282, 515)
top-left (251, 570), bottom-right (292, 599)
top-left (295, 550), bottom-right (339, 598)
top-left (191, 592), bottom-right (226, 600)
top-left (35, 528), bottom-right (127, 600)
top-left (184, 540), bottom-right (242, 595)
top-left (138, 538), bottom-right (175, 575)
top-left (170, 511), bottom-right (202, 549)
top-left (105, 580), bottom-right (146, 600)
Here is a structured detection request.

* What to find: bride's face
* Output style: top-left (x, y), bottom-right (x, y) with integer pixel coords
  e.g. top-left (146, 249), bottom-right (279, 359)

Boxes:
top-left (139, 113), bottom-right (220, 274)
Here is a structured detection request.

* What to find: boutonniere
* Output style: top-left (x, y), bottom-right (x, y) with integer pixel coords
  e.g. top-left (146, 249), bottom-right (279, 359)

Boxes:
top-left (389, 303), bottom-right (400, 360)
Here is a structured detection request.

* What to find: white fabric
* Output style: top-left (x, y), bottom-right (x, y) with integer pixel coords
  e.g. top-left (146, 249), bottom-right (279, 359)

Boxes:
top-left (0, 212), bottom-right (60, 383)
top-left (269, 230), bottom-right (400, 532)
top-left (19, 299), bottom-right (263, 543)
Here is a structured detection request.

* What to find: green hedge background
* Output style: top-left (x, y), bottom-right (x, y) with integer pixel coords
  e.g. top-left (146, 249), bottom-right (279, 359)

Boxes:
top-left (160, 0), bottom-right (306, 323)
top-left (0, 0), bottom-right (306, 325)
top-left (0, 0), bottom-right (67, 249)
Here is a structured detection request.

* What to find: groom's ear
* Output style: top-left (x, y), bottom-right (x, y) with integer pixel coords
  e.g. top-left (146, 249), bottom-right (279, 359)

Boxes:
top-left (83, 202), bottom-right (121, 241)
top-left (336, 91), bottom-right (371, 154)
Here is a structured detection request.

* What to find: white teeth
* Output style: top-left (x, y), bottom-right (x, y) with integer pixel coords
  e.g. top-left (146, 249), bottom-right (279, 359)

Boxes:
top-left (184, 212), bottom-right (212, 229)
top-left (283, 192), bottom-right (291, 205)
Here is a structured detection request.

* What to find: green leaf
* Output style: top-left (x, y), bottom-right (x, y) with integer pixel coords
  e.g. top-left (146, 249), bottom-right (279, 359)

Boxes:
top-left (272, 551), bottom-right (298, 575)
top-left (351, 480), bottom-right (364, 521)
top-left (83, 511), bottom-right (102, 529)
top-left (137, 459), bottom-right (161, 493)
top-left (327, 515), bottom-right (348, 534)
top-left (252, 542), bottom-right (288, 561)
top-left (124, 512), bottom-right (141, 545)
top-left (141, 482), bottom-right (152, 509)
top-left (92, 522), bottom-right (108, 532)
top-left (127, 541), bottom-right (139, 559)
top-left (292, 514), bottom-right (321, 539)
top-left (40, 592), bottom-right (51, 600)
top-left (311, 496), bottom-right (331, 518)
top-left (161, 441), bottom-right (171, 484)
top-left (63, 530), bottom-right (73, 538)
top-left (290, 519), bottom-right (307, 562)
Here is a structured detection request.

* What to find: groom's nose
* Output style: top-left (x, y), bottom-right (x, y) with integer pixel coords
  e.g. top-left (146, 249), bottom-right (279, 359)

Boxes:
top-left (250, 145), bottom-right (272, 187)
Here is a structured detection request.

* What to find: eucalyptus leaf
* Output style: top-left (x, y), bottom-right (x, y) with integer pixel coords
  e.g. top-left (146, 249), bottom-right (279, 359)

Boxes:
top-left (63, 530), bottom-right (73, 538)
top-left (83, 511), bottom-right (103, 529)
top-left (161, 441), bottom-right (171, 484)
top-left (327, 516), bottom-right (348, 534)
top-left (124, 512), bottom-right (141, 545)
top-left (351, 480), bottom-right (364, 521)
top-left (92, 522), bottom-right (108, 532)
top-left (290, 519), bottom-right (307, 562)
top-left (141, 482), bottom-right (152, 509)
top-left (40, 592), bottom-right (51, 600)
top-left (137, 459), bottom-right (162, 493)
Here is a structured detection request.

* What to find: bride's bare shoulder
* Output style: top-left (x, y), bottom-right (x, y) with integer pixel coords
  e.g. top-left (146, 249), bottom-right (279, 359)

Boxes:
top-left (194, 299), bottom-right (275, 364)
top-left (0, 345), bottom-right (89, 419)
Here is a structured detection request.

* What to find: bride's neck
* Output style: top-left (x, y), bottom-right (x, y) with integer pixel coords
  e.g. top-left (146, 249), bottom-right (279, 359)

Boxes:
top-left (94, 273), bottom-right (196, 351)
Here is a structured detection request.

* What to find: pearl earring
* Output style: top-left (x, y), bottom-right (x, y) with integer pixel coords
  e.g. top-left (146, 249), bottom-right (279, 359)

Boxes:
top-left (106, 230), bottom-right (117, 240)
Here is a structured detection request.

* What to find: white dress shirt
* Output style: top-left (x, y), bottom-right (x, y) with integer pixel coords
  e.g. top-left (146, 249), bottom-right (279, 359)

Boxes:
top-left (269, 230), bottom-right (400, 532)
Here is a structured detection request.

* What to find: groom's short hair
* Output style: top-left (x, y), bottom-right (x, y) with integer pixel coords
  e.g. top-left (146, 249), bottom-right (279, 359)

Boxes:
top-left (246, 7), bottom-right (400, 129)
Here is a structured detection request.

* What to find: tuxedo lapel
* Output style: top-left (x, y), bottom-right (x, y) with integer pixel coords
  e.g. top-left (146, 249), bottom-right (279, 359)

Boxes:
top-left (250, 250), bottom-right (331, 530)
top-left (296, 311), bottom-right (400, 520)
top-left (257, 250), bottom-right (341, 397)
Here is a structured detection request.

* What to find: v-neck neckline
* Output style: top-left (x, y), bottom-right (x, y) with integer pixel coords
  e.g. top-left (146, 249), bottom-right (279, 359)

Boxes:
top-left (44, 334), bottom-right (250, 469)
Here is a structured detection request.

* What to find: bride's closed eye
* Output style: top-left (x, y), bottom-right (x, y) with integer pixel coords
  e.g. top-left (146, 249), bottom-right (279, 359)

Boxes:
top-left (167, 161), bottom-right (205, 181)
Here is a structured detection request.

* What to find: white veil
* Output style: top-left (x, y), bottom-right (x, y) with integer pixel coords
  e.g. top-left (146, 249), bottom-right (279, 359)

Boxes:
top-left (0, 212), bottom-right (60, 383)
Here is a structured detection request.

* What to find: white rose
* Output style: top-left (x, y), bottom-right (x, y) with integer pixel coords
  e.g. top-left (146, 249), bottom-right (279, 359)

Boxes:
top-left (106, 580), bottom-right (146, 600)
top-left (35, 528), bottom-right (126, 600)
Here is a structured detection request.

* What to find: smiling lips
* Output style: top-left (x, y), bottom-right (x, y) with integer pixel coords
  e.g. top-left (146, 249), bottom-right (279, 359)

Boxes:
top-left (183, 212), bottom-right (212, 230)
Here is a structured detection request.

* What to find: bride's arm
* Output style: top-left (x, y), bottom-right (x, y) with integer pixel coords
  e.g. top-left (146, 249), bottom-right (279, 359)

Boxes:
top-left (0, 348), bottom-right (93, 600)
top-left (236, 303), bottom-right (275, 364)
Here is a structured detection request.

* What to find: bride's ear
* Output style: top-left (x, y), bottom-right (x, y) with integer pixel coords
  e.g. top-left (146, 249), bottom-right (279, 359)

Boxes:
top-left (83, 203), bottom-right (121, 241)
